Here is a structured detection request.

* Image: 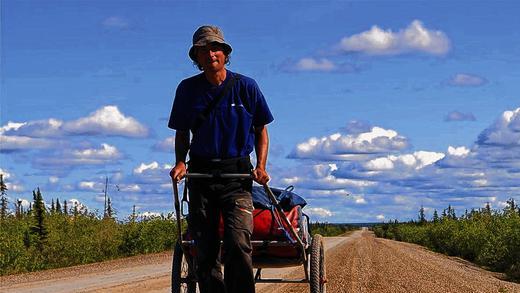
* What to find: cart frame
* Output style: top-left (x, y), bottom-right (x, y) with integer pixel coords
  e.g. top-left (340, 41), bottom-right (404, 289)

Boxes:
top-left (171, 173), bottom-right (326, 293)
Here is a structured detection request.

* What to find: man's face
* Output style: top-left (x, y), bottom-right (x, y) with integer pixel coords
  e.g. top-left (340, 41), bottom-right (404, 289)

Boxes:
top-left (195, 42), bottom-right (227, 72)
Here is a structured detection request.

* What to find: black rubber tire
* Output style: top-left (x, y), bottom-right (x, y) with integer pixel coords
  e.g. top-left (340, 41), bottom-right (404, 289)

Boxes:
top-left (172, 241), bottom-right (197, 293)
top-left (310, 234), bottom-right (326, 293)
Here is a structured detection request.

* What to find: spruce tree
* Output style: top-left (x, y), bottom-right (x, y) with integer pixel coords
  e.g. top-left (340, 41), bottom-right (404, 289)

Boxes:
top-left (418, 205), bottom-right (427, 224)
top-left (432, 210), bottom-right (439, 223)
top-left (0, 196), bottom-right (8, 220)
top-left (31, 188), bottom-right (47, 248)
top-left (15, 199), bottom-right (23, 219)
top-left (131, 205), bottom-right (136, 222)
top-left (0, 174), bottom-right (7, 196)
top-left (0, 174), bottom-right (8, 220)
top-left (73, 202), bottom-right (79, 217)
top-left (51, 199), bottom-right (55, 213)
top-left (63, 200), bottom-right (68, 216)
top-left (450, 206), bottom-right (456, 219)
top-left (106, 197), bottom-right (113, 218)
top-left (484, 202), bottom-right (492, 215)
top-left (505, 198), bottom-right (518, 216)
top-left (444, 205), bottom-right (456, 220)
top-left (56, 198), bottom-right (62, 214)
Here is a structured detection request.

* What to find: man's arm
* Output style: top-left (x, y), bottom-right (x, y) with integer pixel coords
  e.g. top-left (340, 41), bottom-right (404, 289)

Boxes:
top-left (252, 125), bottom-right (270, 185)
top-left (170, 130), bottom-right (190, 182)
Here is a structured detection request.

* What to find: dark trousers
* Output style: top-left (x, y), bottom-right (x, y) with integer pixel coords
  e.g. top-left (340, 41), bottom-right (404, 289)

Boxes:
top-left (188, 157), bottom-right (255, 293)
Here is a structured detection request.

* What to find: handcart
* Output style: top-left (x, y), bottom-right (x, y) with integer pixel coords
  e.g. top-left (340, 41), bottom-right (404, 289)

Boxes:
top-left (171, 173), bottom-right (326, 293)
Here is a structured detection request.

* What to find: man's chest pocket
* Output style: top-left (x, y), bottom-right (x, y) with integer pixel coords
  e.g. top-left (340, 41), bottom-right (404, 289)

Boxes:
top-left (214, 99), bottom-right (254, 146)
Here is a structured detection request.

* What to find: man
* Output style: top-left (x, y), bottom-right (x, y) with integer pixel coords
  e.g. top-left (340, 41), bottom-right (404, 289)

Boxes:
top-left (168, 25), bottom-right (273, 293)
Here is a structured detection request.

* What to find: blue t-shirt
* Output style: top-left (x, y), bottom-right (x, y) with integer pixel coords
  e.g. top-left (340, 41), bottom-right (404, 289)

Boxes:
top-left (168, 71), bottom-right (274, 158)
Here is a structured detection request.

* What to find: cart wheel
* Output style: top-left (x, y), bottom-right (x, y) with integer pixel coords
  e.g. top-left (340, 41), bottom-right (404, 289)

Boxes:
top-left (310, 234), bottom-right (326, 293)
top-left (172, 241), bottom-right (197, 293)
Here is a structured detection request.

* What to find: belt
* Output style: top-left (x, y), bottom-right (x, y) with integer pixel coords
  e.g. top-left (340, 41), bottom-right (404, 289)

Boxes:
top-left (189, 155), bottom-right (250, 163)
top-left (187, 155), bottom-right (252, 176)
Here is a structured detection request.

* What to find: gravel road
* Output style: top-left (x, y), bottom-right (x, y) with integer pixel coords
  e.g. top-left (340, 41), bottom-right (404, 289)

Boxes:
top-left (268, 230), bottom-right (520, 293)
top-left (1, 229), bottom-right (519, 293)
top-left (0, 235), bottom-right (349, 293)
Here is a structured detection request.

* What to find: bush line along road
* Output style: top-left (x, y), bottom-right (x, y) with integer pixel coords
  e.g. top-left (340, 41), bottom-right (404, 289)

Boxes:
top-left (2, 229), bottom-right (519, 293)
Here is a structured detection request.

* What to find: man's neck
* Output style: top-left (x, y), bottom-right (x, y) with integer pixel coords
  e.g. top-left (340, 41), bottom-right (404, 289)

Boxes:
top-left (204, 68), bottom-right (227, 86)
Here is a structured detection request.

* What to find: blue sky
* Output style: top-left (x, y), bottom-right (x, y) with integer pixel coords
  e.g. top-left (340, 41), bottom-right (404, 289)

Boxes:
top-left (1, 0), bottom-right (519, 222)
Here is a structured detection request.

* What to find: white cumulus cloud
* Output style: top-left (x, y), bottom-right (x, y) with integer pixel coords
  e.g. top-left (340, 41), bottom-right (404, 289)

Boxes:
top-left (305, 207), bottom-right (333, 217)
top-left (138, 211), bottom-right (162, 219)
top-left (78, 181), bottom-right (101, 191)
top-left (102, 16), bottom-right (129, 29)
top-left (73, 143), bottom-right (120, 160)
top-left (63, 105), bottom-right (148, 137)
top-left (448, 73), bottom-right (487, 87)
top-left (290, 126), bottom-right (409, 160)
top-left (448, 146), bottom-right (470, 157)
top-left (478, 107), bottom-right (520, 146)
top-left (2, 119), bottom-right (63, 138)
top-left (152, 136), bottom-right (175, 152)
top-left (444, 111), bottom-right (476, 122)
top-left (0, 135), bottom-right (58, 152)
top-left (339, 20), bottom-right (450, 56)
top-left (0, 169), bottom-right (24, 192)
top-left (277, 108), bottom-right (520, 222)
top-left (353, 195), bottom-right (367, 204)
top-left (412, 151), bottom-right (446, 169)
top-left (1, 106), bottom-right (149, 140)
top-left (18, 198), bottom-right (31, 209)
top-left (1, 122), bottom-right (26, 133)
top-left (358, 151), bottom-right (444, 173)
top-left (294, 58), bottom-right (336, 72)
top-left (0, 168), bottom-right (11, 179)
top-left (119, 184), bottom-right (141, 192)
top-left (129, 161), bottom-right (173, 189)
top-left (364, 157), bottom-right (394, 171)
top-left (277, 163), bottom-right (375, 192)
top-left (279, 58), bottom-right (358, 73)
top-left (68, 198), bottom-right (89, 213)
top-left (8, 183), bottom-right (25, 192)
top-left (134, 161), bottom-right (161, 174)
top-left (33, 143), bottom-right (123, 168)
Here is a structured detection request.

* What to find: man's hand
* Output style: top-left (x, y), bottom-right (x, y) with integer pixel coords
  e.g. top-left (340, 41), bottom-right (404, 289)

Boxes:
top-left (252, 167), bottom-right (270, 185)
top-left (253, 125), bottom-right (270, 185)
top-left (170, 161), bottom-right (187, 183)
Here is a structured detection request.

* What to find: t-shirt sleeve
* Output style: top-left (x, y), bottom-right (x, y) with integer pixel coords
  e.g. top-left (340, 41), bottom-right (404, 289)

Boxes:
top-left (168, 81), bottom-right (190, 130)
top-left (251, 81), bottom-right (274, 127)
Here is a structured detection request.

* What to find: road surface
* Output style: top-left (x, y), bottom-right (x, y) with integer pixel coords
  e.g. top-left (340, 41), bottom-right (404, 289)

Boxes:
top-left (1, 230), bottom-right (519, 293)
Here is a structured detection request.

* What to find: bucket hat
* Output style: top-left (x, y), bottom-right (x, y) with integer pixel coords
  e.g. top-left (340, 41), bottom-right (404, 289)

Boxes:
top-left (189, 25), bottom-right (232, 61)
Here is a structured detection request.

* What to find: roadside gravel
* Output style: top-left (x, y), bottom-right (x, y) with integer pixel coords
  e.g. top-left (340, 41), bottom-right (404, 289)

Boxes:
top-left (271, 230), bottom-right (520, 293)
top-left (0, 252), bottom-right (173, 293)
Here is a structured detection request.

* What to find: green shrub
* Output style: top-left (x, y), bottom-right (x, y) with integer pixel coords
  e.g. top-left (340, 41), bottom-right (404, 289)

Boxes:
top-left (0, 212), bottom-right (182, 276)
top-left (309, 222), bottom-right (356, 237)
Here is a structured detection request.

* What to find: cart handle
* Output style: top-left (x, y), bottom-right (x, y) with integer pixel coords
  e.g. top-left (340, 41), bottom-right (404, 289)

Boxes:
top-left (185, 173), bottom-right (252, 179)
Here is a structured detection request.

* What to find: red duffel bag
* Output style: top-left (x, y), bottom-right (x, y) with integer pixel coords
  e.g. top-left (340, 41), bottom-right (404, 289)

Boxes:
top-left (215, 205), bottom-right (305, 241)
top-left (252, 205), bottom-right (302, 241)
